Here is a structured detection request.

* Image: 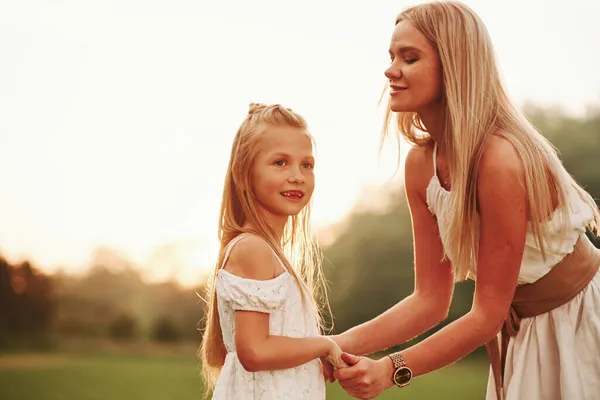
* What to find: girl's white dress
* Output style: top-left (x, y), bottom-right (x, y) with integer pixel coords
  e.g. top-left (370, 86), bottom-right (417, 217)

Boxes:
top-left (427, 143), bottom-right (600, 400)
top-left (211, 234), bottom-right (325, 400)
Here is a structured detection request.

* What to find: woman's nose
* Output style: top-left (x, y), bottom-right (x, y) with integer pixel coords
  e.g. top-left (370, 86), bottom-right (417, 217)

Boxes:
top-left (385, 61), bottom-right (402, 81)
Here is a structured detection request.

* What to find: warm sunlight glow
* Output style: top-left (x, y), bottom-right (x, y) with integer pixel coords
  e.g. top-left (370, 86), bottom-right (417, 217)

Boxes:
top-left (1, 0), bottom-right (598, 287)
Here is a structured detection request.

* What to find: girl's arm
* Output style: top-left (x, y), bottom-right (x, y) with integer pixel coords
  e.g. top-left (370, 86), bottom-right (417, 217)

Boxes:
top-left (235, 311), bottom-right (338, 372)
top-left (225, 236), bottom-right (343, 372)
top-left (334, 145), bottom-right (455, 356)
top-left (336, 137), bottom-right (527, 399)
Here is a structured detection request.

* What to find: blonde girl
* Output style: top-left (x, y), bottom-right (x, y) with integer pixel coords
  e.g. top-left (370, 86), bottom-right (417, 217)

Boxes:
top-left (200, 103), bottom-right (345, 399)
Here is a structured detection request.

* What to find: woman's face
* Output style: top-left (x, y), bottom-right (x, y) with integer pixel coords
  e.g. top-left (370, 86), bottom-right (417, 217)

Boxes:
top-left (385, 19), bottom-right (443, 114)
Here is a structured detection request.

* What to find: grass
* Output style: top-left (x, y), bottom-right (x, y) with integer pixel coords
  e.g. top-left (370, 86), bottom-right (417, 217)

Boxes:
top-left (0, 353), bottom-right (201, 400)
top-left (0, 344), bottom-right (489, 399)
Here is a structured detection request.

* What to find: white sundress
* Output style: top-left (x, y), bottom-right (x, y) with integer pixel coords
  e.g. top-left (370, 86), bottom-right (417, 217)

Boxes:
top-left (211, 233), bottom-right (325, 400)
top-left (426, 143), bottom-right (600, 400)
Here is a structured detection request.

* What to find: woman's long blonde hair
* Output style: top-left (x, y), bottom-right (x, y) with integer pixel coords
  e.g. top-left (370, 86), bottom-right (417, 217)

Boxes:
top-left (199, 103), bottom-right (330, 395)
top-left (383, 1), bottom-right (599, 281)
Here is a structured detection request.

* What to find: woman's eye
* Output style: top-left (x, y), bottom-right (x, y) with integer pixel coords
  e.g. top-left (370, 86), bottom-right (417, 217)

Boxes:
top-left (274, 159), bottom-right (286, 166)
top-left (302, 162), bottom-right (314, 169)
top-left (404, 58), bottom-right (418, 64)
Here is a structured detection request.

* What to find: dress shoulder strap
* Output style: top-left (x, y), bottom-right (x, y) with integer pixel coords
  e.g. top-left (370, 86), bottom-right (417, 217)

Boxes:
top-left (219, 233), bottom-right (289, 273)
top-left (220, 233), bottom-right (251, 269)
top-left (432, 141), bottom-right (438, 172)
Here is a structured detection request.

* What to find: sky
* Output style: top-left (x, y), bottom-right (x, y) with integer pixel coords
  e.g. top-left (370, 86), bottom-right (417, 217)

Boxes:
top-left (1, 0), bottom-right (599, 287)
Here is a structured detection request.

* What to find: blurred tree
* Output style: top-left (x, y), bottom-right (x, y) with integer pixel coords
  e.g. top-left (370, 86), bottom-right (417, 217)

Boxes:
top-left (52, 256), bottom-right (203, 343)
top-left (0, 258), bottom-right (54, 349)
top-left (146, 281), bottom-right (203, 342)
top-left (526, 104), bottom-right (600, 246)
top-left (151, 316), bottom-right (181, 343)
top-left (109, 312), bottom-right (139, 341)
top-left (0, 257), bottom-right (12, 347)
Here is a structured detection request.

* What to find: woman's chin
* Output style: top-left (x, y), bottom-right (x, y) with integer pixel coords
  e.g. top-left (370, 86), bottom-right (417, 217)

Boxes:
top-left (389, 104), bottom-right (412, 113)
top-left (389, 99), bottom-right (416, 113)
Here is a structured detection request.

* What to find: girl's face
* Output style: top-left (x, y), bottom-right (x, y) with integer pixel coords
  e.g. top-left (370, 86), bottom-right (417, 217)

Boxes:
top-left (385, 20), bottom-right (443, 114)
top-left (250, 126), bottom-right (315, 222)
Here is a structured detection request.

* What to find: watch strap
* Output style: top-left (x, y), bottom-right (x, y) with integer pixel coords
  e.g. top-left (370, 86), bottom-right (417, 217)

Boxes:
top-left (389, 352), bottom-right (406, 370)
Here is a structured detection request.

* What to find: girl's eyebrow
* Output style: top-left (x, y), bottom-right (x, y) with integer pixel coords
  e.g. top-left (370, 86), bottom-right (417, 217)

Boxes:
top-left (269, 152), bottom-right (290, 158)
top-left (269, 152), bottom-right (314, 162)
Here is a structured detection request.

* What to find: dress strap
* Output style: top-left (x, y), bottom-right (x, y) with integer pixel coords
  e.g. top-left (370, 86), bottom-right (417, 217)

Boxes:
top-left (219, 233), bottom-right (289, 274)
top-left (432, 141), bottom-right (438, 173)
top-left (220, 233), bottom-right (251, 269)
top-left (270, 251), bottom-right (289, 273)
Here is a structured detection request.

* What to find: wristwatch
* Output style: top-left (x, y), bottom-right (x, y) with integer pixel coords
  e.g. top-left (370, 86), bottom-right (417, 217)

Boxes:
top-left (388, 352), bottom-right (413, 388)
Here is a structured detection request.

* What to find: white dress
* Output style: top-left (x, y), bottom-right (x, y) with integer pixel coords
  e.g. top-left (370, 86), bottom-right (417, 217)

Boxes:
top-left (211, 234), bottom-right (325, 400)
top-left (426, 143), bottom-right (600, 400)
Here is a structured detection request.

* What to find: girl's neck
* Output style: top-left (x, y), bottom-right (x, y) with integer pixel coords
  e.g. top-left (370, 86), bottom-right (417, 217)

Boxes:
top-left (245, 215), bottom-right (287, 243)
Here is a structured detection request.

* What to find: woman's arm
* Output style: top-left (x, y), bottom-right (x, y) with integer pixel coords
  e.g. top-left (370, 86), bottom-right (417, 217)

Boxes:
top-left (334, 145), bottom-right (454, 356)
top-left (336, 137), bottom-right (528, 399)
top-left (399, 137), bottom-right (527, 377)
top-left (227, 236), bottom-right (343, 372)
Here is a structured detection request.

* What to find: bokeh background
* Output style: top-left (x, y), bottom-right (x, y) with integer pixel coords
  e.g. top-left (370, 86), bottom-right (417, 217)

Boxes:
top-left (1, 1), bottom-right (599, 399)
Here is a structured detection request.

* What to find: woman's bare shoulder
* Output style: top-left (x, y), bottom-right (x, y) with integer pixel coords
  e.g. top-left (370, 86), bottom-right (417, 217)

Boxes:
top-left (405, 143), bottom-right (435, 195)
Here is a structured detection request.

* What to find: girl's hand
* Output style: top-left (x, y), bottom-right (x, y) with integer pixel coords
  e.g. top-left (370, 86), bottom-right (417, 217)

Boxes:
top-left (322, 337), bottom-right (349, 370)
top-left (320, 357), bottom-right (335, 382)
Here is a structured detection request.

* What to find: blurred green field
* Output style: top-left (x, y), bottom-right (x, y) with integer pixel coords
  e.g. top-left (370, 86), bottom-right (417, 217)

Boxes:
top-left (0, 349), bottom-right (489, 399)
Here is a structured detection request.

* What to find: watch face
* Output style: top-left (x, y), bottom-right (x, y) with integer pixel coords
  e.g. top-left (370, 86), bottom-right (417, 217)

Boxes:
top-left (393, 367), bottom-right (413, 387)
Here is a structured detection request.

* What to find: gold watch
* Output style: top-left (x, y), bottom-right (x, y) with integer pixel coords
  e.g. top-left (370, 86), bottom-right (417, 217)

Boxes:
top-left (388, 352), bottom-right (413, 388)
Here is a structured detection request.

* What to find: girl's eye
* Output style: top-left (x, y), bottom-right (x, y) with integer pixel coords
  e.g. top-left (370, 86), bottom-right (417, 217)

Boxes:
top-left (274, 159), bottom-right (286, 166)
top-left (404, 58), bottom-right (418, 64)
top-left (302, 162), bottom-right (314, 169)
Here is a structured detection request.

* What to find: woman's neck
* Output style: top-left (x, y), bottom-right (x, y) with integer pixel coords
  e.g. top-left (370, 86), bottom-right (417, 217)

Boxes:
top-left (418, 104), bottom-right (444, 144)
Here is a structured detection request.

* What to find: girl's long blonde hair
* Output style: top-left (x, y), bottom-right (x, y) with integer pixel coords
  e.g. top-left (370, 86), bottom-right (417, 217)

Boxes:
top-left (383, 1), bottom-right (599, 281)
top-left (199, 103), bottom-right (330, 394)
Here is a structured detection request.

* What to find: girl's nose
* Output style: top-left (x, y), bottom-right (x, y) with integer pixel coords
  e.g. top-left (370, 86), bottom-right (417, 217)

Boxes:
top-left (288, 172), bottom-right (305, 184)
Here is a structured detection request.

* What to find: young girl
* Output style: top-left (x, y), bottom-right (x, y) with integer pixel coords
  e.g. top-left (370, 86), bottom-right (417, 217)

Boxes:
top-left (330, 2), bottom-right (600, 400)
top-left (199, 103), bottom-right (346, 399)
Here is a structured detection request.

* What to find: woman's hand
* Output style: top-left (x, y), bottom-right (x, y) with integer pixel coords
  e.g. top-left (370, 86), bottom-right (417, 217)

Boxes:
top-left (334, 353), bottom-right (395, 399)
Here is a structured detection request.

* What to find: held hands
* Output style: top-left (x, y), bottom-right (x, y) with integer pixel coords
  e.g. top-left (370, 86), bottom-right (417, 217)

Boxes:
top-left (320, 336), bottom-right (349, 382)
top-left (332, 353), bottom-right (395, 400)
top-left (320, 337), bottom-right (349, 376)
top-left (319, 336), bottom-right (395, 399)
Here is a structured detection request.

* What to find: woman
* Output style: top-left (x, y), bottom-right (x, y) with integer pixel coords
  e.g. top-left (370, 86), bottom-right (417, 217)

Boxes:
top-left (329, 2), bottom-right (600, 399)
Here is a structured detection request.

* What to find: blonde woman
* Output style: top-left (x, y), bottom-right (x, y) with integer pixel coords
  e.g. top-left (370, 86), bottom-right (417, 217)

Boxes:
top-left (199, 103), bottom-right (346, 399)
top-left (328, 2), bottom-right (600, 399)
